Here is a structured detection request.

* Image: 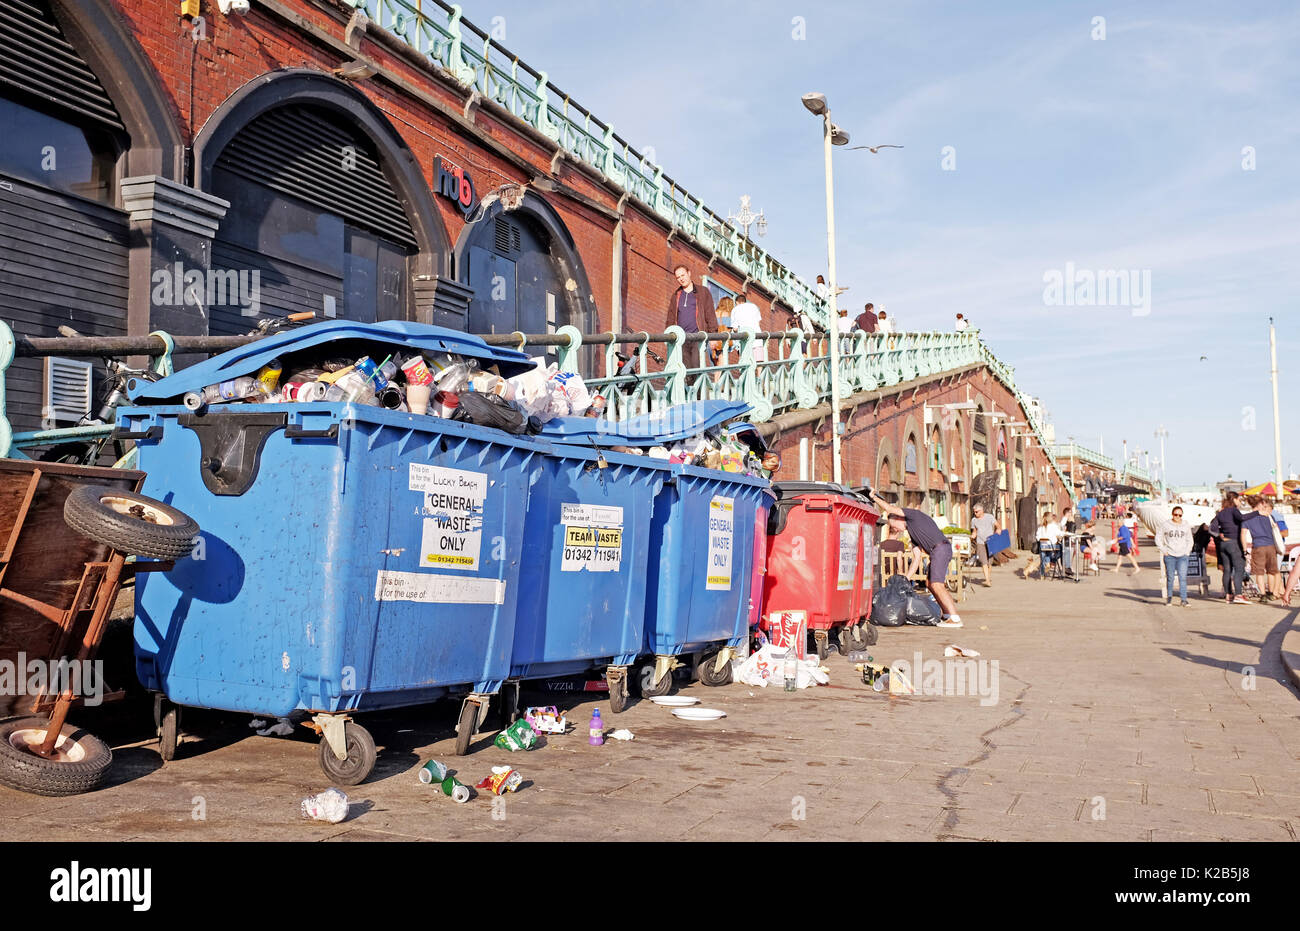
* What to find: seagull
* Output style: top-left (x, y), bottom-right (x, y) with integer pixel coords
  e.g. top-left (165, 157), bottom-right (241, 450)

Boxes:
top-left (1199, 355), bottom-right (1208, 362)
top-left (849, 144), bottom-right (905, 153)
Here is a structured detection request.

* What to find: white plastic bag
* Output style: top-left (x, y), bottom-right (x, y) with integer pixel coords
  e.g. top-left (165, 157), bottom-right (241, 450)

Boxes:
top-left (733, 644), bottom-right (827, 689)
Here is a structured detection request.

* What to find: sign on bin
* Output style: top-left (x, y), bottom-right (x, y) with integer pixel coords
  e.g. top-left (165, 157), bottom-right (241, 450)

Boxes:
top-left (767, 610), bottom-right (807, 659)
top-left (375, 570), bottom-right (507, 605)
top-left (560, 503), bottom-right (624, 573)
top-left (707, 495), bottom-right (734, 591)
top-left (862, 525), bottom-right (874, 590)
top-left (838, 522), bottom-right (859, 590)
top-left (410, 463), bottom-right (486, 571)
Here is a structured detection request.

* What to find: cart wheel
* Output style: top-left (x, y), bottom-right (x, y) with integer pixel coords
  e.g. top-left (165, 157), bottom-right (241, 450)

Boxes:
top-left (607, 668), bottom-right (630, 714)
top-left (858, 622), bottom-right (879, 647)
top-left (697, 651), bottom-right (733, 687)
top-left (454, 700), bottom-right (480, 756)
top-left (63, 485), bottom-right (199, 560)
top-left (638, 663), bottom-right (675, 698)
top-left (316, 722), bottom-right (375, 786)
top-left (159, 706), bottom-right (181, 763)
top-left (0, 717), bottom-right (113, 797)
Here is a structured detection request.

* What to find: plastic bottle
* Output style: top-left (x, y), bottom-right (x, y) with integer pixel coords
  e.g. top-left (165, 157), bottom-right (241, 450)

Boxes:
top-left (783, 648), bottom-right (798, 692)
top-left (588, 709), bottom-right (604, 746)
top-left (183, 376), bottom-right (271, 410)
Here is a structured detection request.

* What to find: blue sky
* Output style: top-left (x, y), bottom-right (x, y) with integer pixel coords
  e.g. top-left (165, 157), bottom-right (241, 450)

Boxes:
top-left (467, 0), bottom-right (1299, 487)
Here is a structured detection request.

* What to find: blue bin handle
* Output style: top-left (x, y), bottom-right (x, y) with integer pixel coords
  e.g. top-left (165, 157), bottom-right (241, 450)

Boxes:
top-left (285, 423), bottom-right (339, 440)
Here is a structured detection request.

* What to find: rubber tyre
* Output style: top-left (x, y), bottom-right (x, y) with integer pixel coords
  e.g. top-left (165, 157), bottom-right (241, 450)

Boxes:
top-left (498, 684), bottom-right (520, 727)
top-left (607, 670), bottom-right (630, 714)
top-left (858, 622), bottom-right (879, 647)
top-left (317, 722), bottom-right (376, 785)
top-left (697, 651), bottom-right (733, 687)
top-left (638, 663), bottom-right (675, 698)
top-left (454, 701), bottom-right (479, 757)
top-left (815, 635), bottom-right (831, 662)
top-left (64, 485), bottom-right (199, 559)
top-left (0, 716), bottom-right (113, 797)
top-left (159, 706), bottom-right (180, 763)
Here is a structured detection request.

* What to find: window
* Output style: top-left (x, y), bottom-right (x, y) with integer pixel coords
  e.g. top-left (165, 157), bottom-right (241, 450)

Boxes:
top-left (931, 428), bottom-right (943, 472)
top-left (904, 440), bottom-right (918, 474)
top-left (0, 96), bottom-right (118, 202)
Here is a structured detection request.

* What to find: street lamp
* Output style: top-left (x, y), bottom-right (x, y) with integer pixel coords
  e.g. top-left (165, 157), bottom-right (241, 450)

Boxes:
top-left (727, 194), bottom-right (767, 240)
top-left (1154, 426), bottom-right (1169, 500)
top-left (802, 91), bottom-right (850, 484)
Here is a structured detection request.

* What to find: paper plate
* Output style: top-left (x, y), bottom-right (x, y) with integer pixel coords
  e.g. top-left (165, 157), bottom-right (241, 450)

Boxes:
top-left (650, 696), bottom-right (700, 707)
top-left (671, 707), bottom-right (727, 721)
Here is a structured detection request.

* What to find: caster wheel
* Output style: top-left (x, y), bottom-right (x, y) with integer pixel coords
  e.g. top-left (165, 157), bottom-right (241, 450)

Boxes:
top-left (317, 722), bottom-right (376, 786)
top-left (815, 635), bottom-right (830, 662)
top-left (638, 663), bottom-right (674, 698)
top-left (159, 706), bottom-right (181, 763)
top-left (607, 667), bottom-right (630, 713)
top-left (697, 651), bottom-right (733, 687)
top-left (454, 700), bottom-right (480, 756)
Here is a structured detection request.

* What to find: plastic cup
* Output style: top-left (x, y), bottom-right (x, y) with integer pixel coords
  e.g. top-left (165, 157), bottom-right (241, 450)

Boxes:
top-left (407, 382), bottom-right (432, 415)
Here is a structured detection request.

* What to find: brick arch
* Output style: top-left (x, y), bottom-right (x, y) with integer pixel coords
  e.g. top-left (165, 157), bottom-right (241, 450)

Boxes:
top-left (875, 435), bottom-right (898, 495)
top-left (900, 413), bottom-right (926, 494)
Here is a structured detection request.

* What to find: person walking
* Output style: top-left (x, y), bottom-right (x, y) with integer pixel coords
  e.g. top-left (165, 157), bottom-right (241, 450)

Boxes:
top-left (1156, 506), bottom-right (1194, 606)
top-left (955, 313), bottom-right (970, 332)
top-left (1112, 515), bottom-right (1141, 575)
top-left (1241, 496), bottom-right (1280, 603)
top-left (666, 264), bottom-right (718, 373)
top-left (1210, 491), bottom-right (1250, 604)
top-left (970, 502), bottom-right (998, 587)
top-left (869, 492), bottom-right (964, 628)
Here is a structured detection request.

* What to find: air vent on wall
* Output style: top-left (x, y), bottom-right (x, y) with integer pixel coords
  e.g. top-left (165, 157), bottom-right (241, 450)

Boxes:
top-left (44, 356), bottom-right (93, 421)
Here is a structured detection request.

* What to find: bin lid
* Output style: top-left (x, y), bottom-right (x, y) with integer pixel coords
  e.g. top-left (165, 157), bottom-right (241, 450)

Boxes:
top-left (537, 399), bottom-right (752, 447)
top-left (127, 320), bottom-right (537, 403)
top-left (772, 481), bottom-right (878, 514)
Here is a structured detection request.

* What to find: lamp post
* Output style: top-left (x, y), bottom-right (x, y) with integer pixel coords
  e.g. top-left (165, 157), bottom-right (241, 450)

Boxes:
top-left (802, 92), bottom-right (851, 484)
top-left (727, 194), bottom-right (767, 241)
top-left (1154, 426), bottom-right (1169, 500)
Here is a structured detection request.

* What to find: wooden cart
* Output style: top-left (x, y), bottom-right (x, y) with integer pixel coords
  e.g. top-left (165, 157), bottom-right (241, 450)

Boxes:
top-left (0, 459), bottom-right (194, 795)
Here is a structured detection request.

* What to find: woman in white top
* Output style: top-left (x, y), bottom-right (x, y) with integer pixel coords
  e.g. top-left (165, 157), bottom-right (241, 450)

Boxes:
top-left (1035, 511), bottom-right (1062, 580)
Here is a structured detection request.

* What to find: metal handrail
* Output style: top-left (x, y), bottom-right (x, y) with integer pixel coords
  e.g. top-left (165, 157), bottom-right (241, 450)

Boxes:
top-left (0, 320), bottom-right (1071, 498)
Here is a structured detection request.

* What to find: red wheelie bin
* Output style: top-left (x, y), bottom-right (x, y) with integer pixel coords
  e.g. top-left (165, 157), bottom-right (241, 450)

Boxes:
top-left (761, 482), bottom-right (880, 659)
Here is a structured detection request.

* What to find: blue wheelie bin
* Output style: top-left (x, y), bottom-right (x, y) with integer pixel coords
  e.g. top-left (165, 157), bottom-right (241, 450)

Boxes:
top-left (505, 445), bottom-right (673, 714)
top-left (538, 401), bottom-right (773, 698)
top-left (121, 321), bottom-right (542, 782)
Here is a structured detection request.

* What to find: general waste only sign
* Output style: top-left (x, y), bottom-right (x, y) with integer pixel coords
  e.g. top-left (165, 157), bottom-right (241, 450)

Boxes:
top-left (707, 495), bottom-right (734, 591)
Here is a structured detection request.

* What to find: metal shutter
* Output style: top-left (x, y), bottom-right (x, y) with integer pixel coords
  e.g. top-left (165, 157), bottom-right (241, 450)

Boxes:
top-left (214, 105), bottom-right (417, 249)
top-left (0, 0), bottom-right (125, 131)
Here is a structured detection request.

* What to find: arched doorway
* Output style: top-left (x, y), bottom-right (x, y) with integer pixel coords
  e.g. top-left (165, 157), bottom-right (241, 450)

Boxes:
top-left (193, 71), bottom-right (448, 334)
top-left (455, 189), bottom-right (598, 370)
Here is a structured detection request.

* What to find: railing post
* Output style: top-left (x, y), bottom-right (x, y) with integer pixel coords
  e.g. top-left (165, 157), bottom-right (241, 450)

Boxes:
top-left (555, 325), bottom-right (583, 374)
top-left (663, 324), bottom-right (687, 405)
top-left (788, 328), bottom-right (819, 410)
top-left (445, 4), bottom-right (480, 86)
top-left (737, 332), bottom-right (772, 422)
top-left (0, 320), bottom-right (13, 458)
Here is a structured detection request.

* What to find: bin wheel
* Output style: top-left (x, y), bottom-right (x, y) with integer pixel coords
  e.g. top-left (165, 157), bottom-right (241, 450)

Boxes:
top-left (607, 668), bottom-right (630, 714)
top-left (63, 485), bottom-right (199, 560)
top-left (815, 635), bottom-right (831, 662)
top-left (697, 651), bottom-right (733, 687)
top-left (454, 700), bottom-right (480, 756)
top-left (498, 683), bottom-right (520, 727)
top-left (316, 722), bottom-right (376, 786)
top-left (858, 622), bottom-right (879, 647)
top-left (0, 716), bottom-right (113, 797)
top-left (159, 706), bottom-right (181, 763)
top-left (638, 664), bottom-right (675, 698)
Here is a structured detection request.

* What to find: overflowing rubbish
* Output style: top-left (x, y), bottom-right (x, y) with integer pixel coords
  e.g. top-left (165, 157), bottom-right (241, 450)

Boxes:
top-left (300, 787), bottom-right (349, 823)
top-left (904, 594), bottom-right (943, 626)
top-left (733, 644), bottom-right (828, 689)
top-left (494, 719), bottom-right (540, 752)
top-left (523, 706), bottom-right (568, 735)
top-left (476, 766), bottom-right (524, 795)
top-left (765, 610), bottom-right (807, 659)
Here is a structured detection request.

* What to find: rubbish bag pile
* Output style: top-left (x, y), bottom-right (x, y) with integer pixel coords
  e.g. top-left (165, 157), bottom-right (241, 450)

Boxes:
top-left (871, 574), bottom-right (943, 627)
top-left (733, 643), bottom-right (830, 688)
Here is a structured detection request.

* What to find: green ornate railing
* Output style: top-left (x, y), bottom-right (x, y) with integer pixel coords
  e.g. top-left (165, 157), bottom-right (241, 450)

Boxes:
top-left (339, 0), bottom-right (830, 325)
top-left (0, 320), bottom-right (1073, 501)
top-left (1050, 443), bottom-right (1115, 473)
